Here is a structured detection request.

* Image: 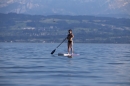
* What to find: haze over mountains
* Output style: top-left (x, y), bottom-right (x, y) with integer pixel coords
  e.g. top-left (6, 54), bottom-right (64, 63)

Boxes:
top-left (0, 0), bottom-right (130, 18)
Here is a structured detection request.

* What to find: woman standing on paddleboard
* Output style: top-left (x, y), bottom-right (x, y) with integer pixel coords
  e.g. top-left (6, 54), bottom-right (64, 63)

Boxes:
top-left (67, 29), bottom-right (74, 54)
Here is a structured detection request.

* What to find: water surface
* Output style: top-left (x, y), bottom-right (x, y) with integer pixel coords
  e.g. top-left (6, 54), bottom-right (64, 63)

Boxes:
top-left (0, 43), bottom-right (130, 86)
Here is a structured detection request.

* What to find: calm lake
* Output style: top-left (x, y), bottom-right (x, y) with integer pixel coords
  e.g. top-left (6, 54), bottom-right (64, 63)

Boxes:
top-left (0, 43), bottom-right (130, 86)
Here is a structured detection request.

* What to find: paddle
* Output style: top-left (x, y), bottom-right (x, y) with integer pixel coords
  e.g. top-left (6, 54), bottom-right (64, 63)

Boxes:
top-left (51, 37), bottom-right (67, 54)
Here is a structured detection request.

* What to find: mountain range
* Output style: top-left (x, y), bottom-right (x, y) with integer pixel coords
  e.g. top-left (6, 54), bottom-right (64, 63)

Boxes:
top-left (0, 0), bottom-right (130, 18)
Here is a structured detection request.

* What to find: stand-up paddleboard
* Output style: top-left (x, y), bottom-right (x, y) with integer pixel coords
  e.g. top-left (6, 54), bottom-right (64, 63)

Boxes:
top-left (58, 53), bottom-right (72, 56)
top-left (58, 53), bottom-right (79, 57)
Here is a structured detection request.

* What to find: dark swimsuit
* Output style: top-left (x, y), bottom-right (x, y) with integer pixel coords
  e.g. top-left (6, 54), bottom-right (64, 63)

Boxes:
top-left (68, 41), bottom-right (72, 44)
top-left (67, 34), bottom-right (73, 44)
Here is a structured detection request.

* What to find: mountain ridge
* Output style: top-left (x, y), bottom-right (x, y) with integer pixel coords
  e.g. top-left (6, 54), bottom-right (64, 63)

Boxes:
top-left (0, 0), bottom-right (130, 18)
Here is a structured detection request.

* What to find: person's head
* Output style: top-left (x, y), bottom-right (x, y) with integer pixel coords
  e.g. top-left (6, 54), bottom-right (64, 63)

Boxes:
top-left (68, 29), bottom-right (72, 33)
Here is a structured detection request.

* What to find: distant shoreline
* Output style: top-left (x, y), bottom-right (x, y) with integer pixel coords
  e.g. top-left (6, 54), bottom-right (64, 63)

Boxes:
top-left (0, 13), bottom-right (130, 44)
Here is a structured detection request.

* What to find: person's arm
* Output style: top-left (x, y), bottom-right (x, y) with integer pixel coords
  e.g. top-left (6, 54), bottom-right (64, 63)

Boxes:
top-left (72, 34), bottom-right (74, 38)
top-left (67, 34), bottom-right (69, 39)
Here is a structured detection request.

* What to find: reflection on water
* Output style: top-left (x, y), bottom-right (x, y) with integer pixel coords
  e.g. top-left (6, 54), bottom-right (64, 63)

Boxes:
top-left (0, 43), bottom-right (130, 86)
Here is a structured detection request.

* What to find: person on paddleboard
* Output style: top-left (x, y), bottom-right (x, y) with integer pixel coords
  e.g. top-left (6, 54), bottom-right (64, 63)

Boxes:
top-left (67, 29), bottom-right (74, 54)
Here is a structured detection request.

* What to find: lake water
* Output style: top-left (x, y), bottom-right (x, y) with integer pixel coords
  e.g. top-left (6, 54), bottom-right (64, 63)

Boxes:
top-left (0, 43), bottom-right (130, 86)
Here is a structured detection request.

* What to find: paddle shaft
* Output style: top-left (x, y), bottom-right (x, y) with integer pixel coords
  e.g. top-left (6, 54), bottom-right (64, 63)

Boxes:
top-left (56, 37), bottom-right (66, 48)
top-left (51, 37), bottom-right (66, 54)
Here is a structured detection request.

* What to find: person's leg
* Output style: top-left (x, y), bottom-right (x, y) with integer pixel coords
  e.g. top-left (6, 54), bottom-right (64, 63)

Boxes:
top-left (68, 42), bottom-right (70, 54)
top-left (70, 42), bottom-right (73, 54)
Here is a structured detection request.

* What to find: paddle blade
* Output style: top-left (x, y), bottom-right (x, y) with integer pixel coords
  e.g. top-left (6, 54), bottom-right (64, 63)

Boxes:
top-left (51, 49), bottom-right (56, 54)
